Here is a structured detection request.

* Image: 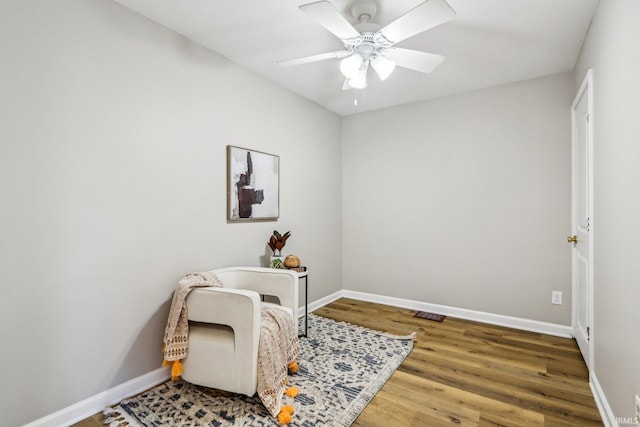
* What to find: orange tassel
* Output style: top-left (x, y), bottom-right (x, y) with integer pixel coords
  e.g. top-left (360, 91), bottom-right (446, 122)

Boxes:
top-left (171, 360), bottom-right (183, 380)
top-left (288, 361), bottom-right (298, 373)
top-left (282, 404), bottom-right (295, 415)
top-left (277, 410), bottom-right (292, 425)
top-left (162, 359), bottom-right (171, 367)
top-left (285, 386), bottom-right (299, 398)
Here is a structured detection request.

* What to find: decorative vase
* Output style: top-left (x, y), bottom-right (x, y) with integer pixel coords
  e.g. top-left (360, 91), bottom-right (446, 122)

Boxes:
top-left (270, 255), bottom-right (285, 269)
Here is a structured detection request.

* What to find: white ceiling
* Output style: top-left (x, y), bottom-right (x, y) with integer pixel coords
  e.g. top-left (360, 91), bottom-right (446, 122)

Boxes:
top-left (112, 0), bottom-right (598, 116)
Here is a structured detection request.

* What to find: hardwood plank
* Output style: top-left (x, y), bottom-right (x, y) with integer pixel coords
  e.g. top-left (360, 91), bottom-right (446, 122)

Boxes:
top-left (70, 413), bottom-right (104, 427)
top-left (410, 344), bottom-right (594, 401)
top-left (351, 397), bottom-right (419, 427)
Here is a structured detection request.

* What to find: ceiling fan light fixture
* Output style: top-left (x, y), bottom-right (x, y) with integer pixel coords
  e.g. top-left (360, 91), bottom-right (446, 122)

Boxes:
top-left (340, 54), bottom-right (363, 79)
top-left (348, 75), bottom-right (367, 89)
top-left (348, 61), bottom-right (369, 89)
top-left (371, 55), bottom-right (396, 81)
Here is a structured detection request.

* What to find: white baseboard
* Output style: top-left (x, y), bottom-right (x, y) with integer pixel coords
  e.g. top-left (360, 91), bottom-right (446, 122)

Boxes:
top-left (24, 367), bottom-right (170, 427)
top-left (590, 372), bottom-right (618, 427)
top-left (340, 290), bottom-right (573, 338)
top-left (298, 289), bottom-right (342, 318)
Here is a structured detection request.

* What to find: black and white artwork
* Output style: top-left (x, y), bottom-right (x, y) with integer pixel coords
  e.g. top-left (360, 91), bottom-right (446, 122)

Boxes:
top-left (227, 145), bottom-right (279, 221)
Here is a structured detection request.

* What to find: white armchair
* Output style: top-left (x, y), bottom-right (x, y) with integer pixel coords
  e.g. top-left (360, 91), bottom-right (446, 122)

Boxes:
top-left (181, 267), bottom-right (299, 396)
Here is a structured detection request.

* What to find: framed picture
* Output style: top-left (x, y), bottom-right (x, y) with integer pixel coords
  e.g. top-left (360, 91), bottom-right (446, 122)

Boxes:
top-left (227, 145), bottom-right (280, 221)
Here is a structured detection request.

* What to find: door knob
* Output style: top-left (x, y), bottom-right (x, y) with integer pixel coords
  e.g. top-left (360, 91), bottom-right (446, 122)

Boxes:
top-left (567, 235), bottom-right (578, 244)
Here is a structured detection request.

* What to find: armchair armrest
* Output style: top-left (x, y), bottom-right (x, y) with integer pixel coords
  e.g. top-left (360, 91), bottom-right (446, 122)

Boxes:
top-left (185, 287), bottom-right (260, 394)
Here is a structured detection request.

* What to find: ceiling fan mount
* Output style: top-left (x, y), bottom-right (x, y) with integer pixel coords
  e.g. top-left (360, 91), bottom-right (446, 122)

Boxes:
top-left (350, 0), bottom-right (378, 25)
top-left (279, 0), bottom-right (456, 91)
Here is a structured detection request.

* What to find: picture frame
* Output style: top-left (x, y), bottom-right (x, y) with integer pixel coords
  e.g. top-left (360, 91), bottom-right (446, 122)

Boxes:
top-left (227, 145), bottom-right (280, 222)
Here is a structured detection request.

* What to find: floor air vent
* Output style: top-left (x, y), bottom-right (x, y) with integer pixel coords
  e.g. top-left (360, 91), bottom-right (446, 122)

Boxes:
top-left (413, 311), bottom-right (446, 322)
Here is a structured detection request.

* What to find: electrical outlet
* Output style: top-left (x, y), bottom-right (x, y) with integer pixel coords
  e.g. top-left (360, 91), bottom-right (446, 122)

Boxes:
top-left (551, 291), bottom-right (563, 305)
top-left (635, 394), bottom-right (640, 421)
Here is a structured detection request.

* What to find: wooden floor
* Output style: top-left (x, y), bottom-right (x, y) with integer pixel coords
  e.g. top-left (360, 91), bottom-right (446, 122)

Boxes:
top-left (319, 299), bottom-right (602, 426)
top-left (74, 298), bottom-right (602, 426)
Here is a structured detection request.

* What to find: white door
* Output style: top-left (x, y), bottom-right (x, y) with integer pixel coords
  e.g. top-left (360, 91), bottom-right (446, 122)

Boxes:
top-left (570, 70), bottom-right (594, 370)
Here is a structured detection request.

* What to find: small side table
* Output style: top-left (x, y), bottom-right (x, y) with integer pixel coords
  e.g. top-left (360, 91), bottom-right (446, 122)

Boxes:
top-left (291, 267), bottom-right (308, 338)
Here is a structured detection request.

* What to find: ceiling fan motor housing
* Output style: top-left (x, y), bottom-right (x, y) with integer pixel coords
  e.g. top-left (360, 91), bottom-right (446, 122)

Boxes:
top-left (345, 34), bottom-right (387, 61)
top-left (347, 0), bottom-right (394, 58)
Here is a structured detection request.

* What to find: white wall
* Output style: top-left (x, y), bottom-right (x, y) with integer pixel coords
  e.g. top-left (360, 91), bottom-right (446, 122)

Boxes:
top-left (574, 0), bottom-right (640, 422)
top-left (342, 73), bottom-right (574, 325)
top-left (0, 1), bottom-right (342, 425)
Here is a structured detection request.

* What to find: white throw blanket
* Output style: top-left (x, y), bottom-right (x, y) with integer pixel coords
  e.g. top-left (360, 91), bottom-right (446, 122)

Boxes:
top-left (162, 272), bottom-right (299, 419)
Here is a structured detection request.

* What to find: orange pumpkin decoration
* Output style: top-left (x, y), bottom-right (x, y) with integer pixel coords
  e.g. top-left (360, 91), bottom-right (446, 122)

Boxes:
top-left (284, 255), bottom-right (301, 268)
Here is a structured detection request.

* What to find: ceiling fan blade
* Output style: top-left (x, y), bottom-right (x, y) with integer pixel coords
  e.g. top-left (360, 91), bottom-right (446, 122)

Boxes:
top-left (278, 51), bottom-right (351, 67)
top-left (386, 48), bottom-right (445, 74)
top-left (299, 1), bottom-right (361, 41)
top-left (376, 0), bottom-right (455, 45)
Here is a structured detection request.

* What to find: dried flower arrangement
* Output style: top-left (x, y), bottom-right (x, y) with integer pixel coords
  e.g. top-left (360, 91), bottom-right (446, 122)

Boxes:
top-left (267, 230), bottom-right (291, 256)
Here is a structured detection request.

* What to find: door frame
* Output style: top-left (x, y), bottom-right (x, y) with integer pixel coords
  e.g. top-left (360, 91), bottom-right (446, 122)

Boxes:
top-left (570, 68), bottom-right (594, 371)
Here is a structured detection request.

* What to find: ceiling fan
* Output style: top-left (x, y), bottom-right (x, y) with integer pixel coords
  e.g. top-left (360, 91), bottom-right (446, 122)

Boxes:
top-left (279, 0), bottom-right (456, 90)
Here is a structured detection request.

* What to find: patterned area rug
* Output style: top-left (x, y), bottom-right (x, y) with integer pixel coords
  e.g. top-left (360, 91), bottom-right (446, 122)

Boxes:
top-left (105, 313), bottom-right (414, 426)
